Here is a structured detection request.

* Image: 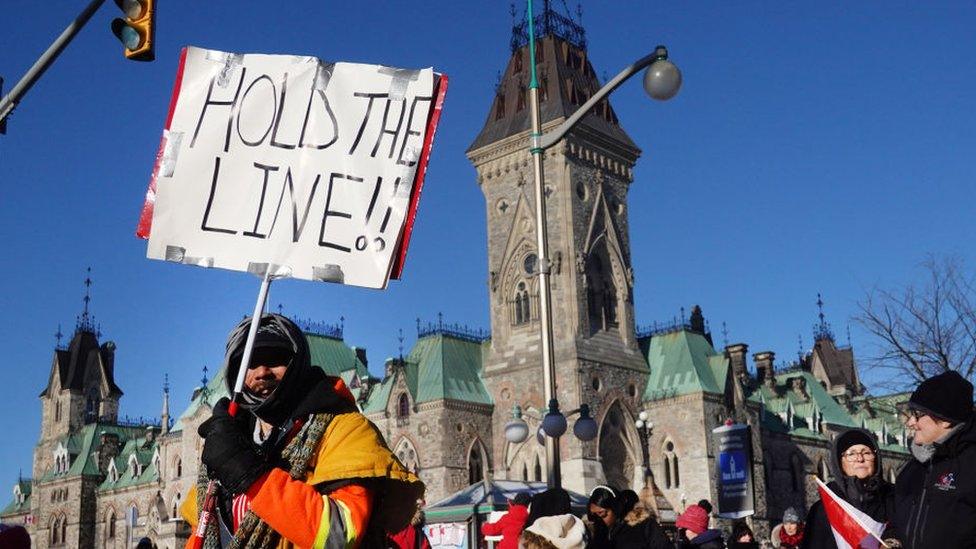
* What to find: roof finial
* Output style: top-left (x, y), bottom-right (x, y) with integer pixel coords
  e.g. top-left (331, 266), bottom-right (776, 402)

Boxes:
top-left (55, 323), bottom-right (64, 350)
top-left (846, 323), bottom-right (853, 347)
top-left (163, 373), bottom-right (170, 395)
top-left (276, 303), bottom-right (283, 315)
top-left (398, 328), bottom-right (405, 360)
top-left (76, 267), bottom-right (97, 334)
top-left (83, 267), bottom-right (92, 317)
top-left (813, 292), bottom-right (835, 342)
top-left (797, 334), bottom-right (804, 362)
top-left (200, 365), bottom-right (209, 386)
top-left (721, 321), bottom-right (729, 348)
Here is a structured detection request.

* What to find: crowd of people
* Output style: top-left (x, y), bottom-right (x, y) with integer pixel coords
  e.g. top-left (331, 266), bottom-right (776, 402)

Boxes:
top-left (478, 370), bottom-right (974, 549)
top-left (158, 313), bottom-right (973, 548)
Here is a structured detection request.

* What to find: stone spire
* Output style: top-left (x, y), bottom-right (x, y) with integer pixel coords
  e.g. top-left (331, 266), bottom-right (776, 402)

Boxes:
top-left (161, 374), bottom-right (170, 435)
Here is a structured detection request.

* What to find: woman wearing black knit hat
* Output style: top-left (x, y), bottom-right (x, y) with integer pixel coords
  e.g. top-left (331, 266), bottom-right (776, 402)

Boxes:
top-left (800, 428), bottom-right (895, 548)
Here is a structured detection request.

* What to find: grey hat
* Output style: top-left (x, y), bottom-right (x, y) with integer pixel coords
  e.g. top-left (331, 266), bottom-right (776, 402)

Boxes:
top-left (783, 507), bottom-right (801, 524)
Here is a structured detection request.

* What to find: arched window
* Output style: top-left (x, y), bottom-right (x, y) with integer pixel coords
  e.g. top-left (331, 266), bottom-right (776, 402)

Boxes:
top-left (106, 510), bottom-right (116, 540)
top-left (663, 440), bottom-right (679, 488)
top-left (60, 515), bottom-right (67, 545)
top-left (171, 493), bottom-right (181, 520)
top-left (663, 458), bottom-right (672, 489)
top-left (534, 455), bottom-right (542, 482)
top-left (397, 393), bottom-right (410, 418)
top-left (175, 457), bottom-right (182, 478)
top-left (468, 443), bottom-right (485, 485)
top-left (513, 282), bottom-right (530, 325)
top-left (55, 400), bottom-right (62, 422)
top-left (522, 463), bottom-right (528, 481)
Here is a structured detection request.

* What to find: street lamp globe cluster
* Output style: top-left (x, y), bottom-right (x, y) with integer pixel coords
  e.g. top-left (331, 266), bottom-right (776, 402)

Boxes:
top-left (504, 404), bottom-right (598, 445)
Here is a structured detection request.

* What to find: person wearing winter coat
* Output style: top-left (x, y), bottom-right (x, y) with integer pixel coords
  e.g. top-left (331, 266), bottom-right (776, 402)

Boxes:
top-left (520, 488), bottom-right (586, 549)
top-left (675, 504), bottom-right (724, 548)
top-left (606, 489), bottom-right (670, 549)
top-left (180, 314), bottom-right (423, 549)
top-left (482, 493), bottom-right (531, 549)
top-left (727, 520), bottom-right (758, 549)
top-left (801, 428), bottom-right (895, 549)
top-left (520, 514), bottom-right (587, 549)
top-left (770, 508), bottom-right (804, 549)
top-left (585, 486), bottom-right (617, 549)
top-left (891, 370), bottom-right (976, 549)
top-left (389, 502), bottom-right (432, 549)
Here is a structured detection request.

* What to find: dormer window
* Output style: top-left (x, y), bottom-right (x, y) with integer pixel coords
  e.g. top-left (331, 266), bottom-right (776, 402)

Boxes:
top-left (128, 455), bottom-right (140, 478)
top-left (108, 459), bottom-right (120, 483)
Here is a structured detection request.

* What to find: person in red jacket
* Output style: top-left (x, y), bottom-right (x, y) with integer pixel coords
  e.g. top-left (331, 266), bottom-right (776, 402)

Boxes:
top-left (482, 493), bottom-right (532, 549)
top-left (390, 501), bottom-right (432, 549)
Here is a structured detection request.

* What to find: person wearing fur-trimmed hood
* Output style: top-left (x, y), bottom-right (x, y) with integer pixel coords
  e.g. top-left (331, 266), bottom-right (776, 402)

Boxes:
top-left (605, 489), bottom-right (670, 549)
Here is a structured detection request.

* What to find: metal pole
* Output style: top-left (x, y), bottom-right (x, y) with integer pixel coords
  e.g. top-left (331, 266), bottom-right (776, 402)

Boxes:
top-left (228, 270), bottom-right (274, 415)
top-left (526, 0), bottom-right (561, 489)
top-left (0, 0), bottom-right (107, 126)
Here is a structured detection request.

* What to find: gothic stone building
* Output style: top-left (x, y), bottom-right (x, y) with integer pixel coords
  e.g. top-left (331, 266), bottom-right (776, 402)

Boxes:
top-left (3, 9), bottom-right (913, 546)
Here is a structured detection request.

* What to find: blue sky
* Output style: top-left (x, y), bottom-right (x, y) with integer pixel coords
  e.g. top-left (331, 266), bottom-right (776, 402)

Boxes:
top-left (1, 1), bottom-right (974, 490)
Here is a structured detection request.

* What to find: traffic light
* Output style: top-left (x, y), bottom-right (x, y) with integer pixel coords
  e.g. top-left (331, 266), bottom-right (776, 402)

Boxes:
top-left (111, 0), bottom-right (154, 61)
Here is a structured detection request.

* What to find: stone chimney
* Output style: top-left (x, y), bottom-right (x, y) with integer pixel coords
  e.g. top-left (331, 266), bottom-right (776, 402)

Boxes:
top-left (725, 343), bottom-right (749, 380)
top-left (354, 347), bottom-right (368, 368)
top-left (94, 432), bottom-right (121, 475)
top-left (790, 376), bottom-right (809, 400)
top-left (145, 425), bottom-right (158, 445)
top-left (753, 351), bottom-right (776, 387)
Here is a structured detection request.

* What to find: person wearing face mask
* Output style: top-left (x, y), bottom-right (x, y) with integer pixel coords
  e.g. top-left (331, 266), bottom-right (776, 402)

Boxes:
top-left (891, 370), bottom-right (976, 549)
top-left (180, 314), bottom-right (424, 548)
top-left (801, 428), bottom-right (895, 548)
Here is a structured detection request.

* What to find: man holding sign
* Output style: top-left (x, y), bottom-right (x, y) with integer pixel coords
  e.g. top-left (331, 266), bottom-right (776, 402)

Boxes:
top-left (180, 314), bottom-right (424, 548)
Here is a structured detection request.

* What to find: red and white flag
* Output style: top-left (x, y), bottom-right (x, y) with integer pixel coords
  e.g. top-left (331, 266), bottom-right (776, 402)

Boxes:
top-left (815, 478), bottom-right (888, 549)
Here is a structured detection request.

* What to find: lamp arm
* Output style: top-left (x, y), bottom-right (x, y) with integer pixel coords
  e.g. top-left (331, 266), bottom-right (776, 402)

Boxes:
top-left (537, 50), bottom-right (663, 151)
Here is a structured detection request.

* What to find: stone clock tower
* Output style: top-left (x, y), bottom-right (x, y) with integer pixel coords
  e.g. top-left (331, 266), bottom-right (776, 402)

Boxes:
top-left (466, 6), bottom-right (650, 493)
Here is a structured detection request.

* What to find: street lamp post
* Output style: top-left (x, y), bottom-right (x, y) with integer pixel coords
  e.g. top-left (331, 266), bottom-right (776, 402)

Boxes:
top-left (523, 0), bottom-right (681, 488)
top-left (635, 411), bottom-right (654, 488)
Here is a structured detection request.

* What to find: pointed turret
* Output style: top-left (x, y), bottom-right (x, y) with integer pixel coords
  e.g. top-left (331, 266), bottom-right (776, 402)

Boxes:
top-left (161, 374), bottom-right (171, 435)
top-left (468, 2), bottom-right (637, 155)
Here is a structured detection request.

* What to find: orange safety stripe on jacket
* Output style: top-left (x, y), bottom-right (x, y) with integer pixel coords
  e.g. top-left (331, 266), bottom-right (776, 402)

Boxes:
top-left (182, 379), bottom-right (421, 549)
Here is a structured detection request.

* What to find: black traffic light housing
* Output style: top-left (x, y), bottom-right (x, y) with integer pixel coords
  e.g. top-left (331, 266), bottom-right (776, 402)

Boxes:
top-left (111, 0), bottom-right (155, 61)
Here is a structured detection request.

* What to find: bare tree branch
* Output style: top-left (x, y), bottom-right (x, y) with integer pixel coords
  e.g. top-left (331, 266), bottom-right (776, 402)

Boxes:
top-left (856, 256), bottom-right (976, 390)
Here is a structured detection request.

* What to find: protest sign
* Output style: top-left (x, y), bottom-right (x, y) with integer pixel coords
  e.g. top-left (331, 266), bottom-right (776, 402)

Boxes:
top-left (137, 46), bottom-right (447, 289)
top-left (712, 422), bottom-right (755, 519)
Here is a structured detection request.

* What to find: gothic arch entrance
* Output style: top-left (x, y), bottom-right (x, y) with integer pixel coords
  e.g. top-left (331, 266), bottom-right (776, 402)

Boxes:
top-left (598, 400), bottom-right (640, 489)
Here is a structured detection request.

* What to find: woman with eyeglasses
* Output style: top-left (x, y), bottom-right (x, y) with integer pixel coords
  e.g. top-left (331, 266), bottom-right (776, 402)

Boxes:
top-left (801, 428), bottom-right (896, 548)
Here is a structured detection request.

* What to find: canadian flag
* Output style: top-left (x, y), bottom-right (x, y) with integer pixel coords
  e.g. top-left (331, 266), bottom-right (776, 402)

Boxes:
top-left (815, 478), bottom-right (888, 549)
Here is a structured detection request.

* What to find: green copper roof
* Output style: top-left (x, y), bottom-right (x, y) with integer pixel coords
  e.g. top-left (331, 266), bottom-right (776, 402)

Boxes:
top-left (408, 334), bottom-right (491, 405)
top-left (748, 370), bottom-right (855, 437)
top-left (307, 334), bottom-right (369, 378)
top-left (99, 435), bottom-right (161, 491)
top-left (36, 423), bottom-right (150, 482)
top-left (363, 334), bottom-right (492, 413)
top-left (0, 480), bottom-right (32, 517)
top-left (642, 330), bottom-right (728, 400)
top-left (849, 393), bottom-right (911, 453)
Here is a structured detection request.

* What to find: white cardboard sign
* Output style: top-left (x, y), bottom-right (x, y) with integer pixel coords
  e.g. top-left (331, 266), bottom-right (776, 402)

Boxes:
top-left (138, 46), bottom-right (446, 289)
